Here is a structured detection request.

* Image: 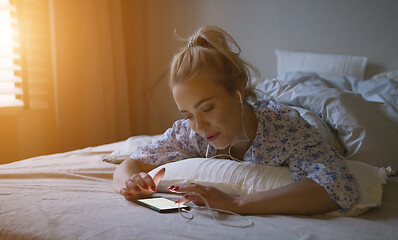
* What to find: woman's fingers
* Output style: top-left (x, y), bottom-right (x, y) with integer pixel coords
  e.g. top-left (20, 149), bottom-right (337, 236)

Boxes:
top-left (125, 172), bottom-right (157, 193)
top-left (120, 169), bottom-right (167, 201)
top-left (169, 183), bottom-right (237, 211)
top-left (120, 187), bottom-right (134, 200)
top-left (169, 183), bottom-right (211, 205)
top-left (138, 172), bottom-right (155, 191)
top-left (125, 174), bottom-right (145, 192)
top-left (176, 194), bottom-right (205, 206)
top-left (168, 182), bottom-right (209, 195)
top-left (153, 167), bottom-right (166, 188)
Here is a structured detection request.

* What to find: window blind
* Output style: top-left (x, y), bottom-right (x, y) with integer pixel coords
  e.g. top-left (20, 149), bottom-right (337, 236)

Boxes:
top-left (0, 0), bottom-right (24, 108)
top-left (0, 0), bottom-right (53, 110)
top-left (17, 0), bottom-right (53, 109)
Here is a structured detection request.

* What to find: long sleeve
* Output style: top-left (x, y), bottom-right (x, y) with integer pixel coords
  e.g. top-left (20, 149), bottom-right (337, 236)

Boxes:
top-left (247, 100), bottom-right (359, 210)
top-left (288, 143), bottom-right (359, 210)
top-left (129, 119), bottom-right (207, 165)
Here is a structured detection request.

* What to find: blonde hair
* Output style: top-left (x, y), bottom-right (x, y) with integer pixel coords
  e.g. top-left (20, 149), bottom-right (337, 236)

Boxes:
top-left (169, 26), bottom-right (260, 101)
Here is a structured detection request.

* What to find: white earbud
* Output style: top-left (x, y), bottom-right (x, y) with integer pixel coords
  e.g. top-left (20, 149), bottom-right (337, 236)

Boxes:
top-left (237, 91), bottom-right (242, 104)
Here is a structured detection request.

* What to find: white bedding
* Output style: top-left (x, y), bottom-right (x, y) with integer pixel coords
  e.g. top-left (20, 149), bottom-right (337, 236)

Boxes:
top-left (1, 141), bottom-right (398, 240)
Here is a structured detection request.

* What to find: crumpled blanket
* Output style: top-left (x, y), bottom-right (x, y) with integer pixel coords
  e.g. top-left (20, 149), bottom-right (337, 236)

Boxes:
top-left (254, 72), bottom-right (398, 169)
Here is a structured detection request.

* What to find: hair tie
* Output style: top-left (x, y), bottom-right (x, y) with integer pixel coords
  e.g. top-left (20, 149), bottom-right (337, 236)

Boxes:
top-left (188, 40), bottom-right (195, 47)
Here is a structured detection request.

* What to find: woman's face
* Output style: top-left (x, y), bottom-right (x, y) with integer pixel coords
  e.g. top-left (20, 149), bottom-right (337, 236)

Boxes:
top-left (172, 77), bottom-right (242, 150)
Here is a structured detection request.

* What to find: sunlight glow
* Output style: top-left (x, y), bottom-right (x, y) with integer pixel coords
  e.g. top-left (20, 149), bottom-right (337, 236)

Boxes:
top-left (0, 0), bottom-right (20, 107)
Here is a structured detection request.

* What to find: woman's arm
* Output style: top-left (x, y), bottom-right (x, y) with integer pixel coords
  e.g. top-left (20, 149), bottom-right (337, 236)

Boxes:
top-left (235, 178), bottom-right (339, 215)
top-left (172, 178), bottom-right (339, 215)
top-left (112, 158), bottom-right (164, 200)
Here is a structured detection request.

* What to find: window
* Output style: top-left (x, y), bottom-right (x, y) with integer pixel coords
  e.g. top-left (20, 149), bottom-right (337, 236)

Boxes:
top-left (0, 0), bottom-right (24, 108)
top-left (0, 0), bottom-right (53, 111)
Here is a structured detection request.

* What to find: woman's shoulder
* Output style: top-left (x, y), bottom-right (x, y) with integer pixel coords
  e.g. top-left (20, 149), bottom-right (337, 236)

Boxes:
top-left (252, 99), bottom-right (297, 117)
top-left (170, 118), bottom-right (190, 131)
top-left (168, 119), bottom-right (204, 142)
top-left (167, 119), bottom-right (208, 156)
top-left (167, 119), bottom-right (193, 137)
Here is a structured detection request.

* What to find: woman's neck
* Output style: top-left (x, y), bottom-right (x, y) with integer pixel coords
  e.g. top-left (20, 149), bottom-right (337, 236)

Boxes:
top-left (218, 102), bottom-right (258, 160)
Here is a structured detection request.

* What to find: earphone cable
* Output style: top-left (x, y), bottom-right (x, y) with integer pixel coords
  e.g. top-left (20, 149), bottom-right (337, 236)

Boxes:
top-left (206, 96), bottom-right (250, 162)
top-left (177, 192), bottom-right (254, 228)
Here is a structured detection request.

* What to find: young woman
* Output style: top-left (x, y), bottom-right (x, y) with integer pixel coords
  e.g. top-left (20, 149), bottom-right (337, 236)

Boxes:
top-left (113, 26), bottom-right (359, 215)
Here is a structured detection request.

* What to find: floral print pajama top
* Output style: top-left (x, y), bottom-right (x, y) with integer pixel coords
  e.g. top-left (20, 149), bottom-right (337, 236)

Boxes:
top-left (130, 100), bottom-right (359, 210)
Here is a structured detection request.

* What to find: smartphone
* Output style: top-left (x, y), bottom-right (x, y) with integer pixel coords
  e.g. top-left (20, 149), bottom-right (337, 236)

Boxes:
top-left (134, 197), bottom-right (190, 213)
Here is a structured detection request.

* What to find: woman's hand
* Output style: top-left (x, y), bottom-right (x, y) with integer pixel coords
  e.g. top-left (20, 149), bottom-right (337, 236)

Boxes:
top-left (168, 178), bottom-right (339, 215)
top-left (168, 183), bottom-right (240, 213)
top-left (120, 167), bottom-right (165, 200)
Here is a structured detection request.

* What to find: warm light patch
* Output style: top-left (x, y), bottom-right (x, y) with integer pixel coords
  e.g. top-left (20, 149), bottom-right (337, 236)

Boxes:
top-left (0, 0), bottom-right (21, 107)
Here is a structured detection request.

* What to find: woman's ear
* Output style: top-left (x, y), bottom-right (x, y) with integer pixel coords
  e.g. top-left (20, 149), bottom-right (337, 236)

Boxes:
top-left (237, 81), bottom-right (246, 100)
top-left (236, 90), bottom-right (243, 104)
top-left (235, 87), bottom-right (246, 105)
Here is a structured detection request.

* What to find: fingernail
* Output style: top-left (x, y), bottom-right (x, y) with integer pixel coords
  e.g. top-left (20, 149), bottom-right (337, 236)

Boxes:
top-left (143, 185), bottom-right (149, 190)
top-left (175, 199), bottom-right (180, 204)
top-left (168, 186), bottom-right (181, 192)
top-left (135, 186), bottom-right (141, 192)
top-left (151, 186), bottom-right (157, 192)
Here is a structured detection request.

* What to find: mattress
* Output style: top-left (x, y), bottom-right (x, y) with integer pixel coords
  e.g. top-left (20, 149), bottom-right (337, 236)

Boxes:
top-left (1, 140), bottom-right (397, 240)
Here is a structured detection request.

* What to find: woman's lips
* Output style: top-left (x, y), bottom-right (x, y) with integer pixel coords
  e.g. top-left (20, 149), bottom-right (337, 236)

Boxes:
top-left (206, 132), bottom-right (220, 142)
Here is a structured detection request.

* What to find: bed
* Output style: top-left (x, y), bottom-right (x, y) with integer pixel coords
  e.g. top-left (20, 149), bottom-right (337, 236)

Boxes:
top-left (1, 50), bottom-right (398, 240)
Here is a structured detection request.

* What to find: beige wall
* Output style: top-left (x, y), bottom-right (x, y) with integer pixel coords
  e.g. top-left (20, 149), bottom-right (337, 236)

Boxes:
top-left (0, 109), bottom-right (57, 164)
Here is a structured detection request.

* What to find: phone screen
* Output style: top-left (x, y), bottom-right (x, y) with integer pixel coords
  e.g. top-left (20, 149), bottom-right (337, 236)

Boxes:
top-left (134, 197), bottom-right (190, 213)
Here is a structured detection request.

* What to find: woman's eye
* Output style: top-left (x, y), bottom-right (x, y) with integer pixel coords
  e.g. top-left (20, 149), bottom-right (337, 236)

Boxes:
top-left (183, 114), bottom-right (193, 120)
top-left (203, 105), bottom-right (214, 113)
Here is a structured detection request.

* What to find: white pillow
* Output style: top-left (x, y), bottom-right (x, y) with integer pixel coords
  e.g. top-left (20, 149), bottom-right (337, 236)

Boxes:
top-left (149, 158), bottom-right (389, 216)
top-left (372, 70), bottom-right (398, 82)
top-left (275, 49), bottom-right (368, 79)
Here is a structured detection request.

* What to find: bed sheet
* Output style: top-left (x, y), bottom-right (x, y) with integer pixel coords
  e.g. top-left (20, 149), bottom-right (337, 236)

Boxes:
top-left (1, 141), bottom-right (397, 240)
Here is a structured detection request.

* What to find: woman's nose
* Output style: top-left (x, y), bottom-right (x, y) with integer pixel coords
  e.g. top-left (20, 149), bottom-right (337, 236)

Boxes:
top-left (195, 115), bottom-right (209, 132)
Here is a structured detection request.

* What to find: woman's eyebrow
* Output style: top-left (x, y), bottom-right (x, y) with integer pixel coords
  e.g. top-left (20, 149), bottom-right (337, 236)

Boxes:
top-left (180, 97), bottom-right (214, 113)
top-left (194, 97), bottom-right (214, 109)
